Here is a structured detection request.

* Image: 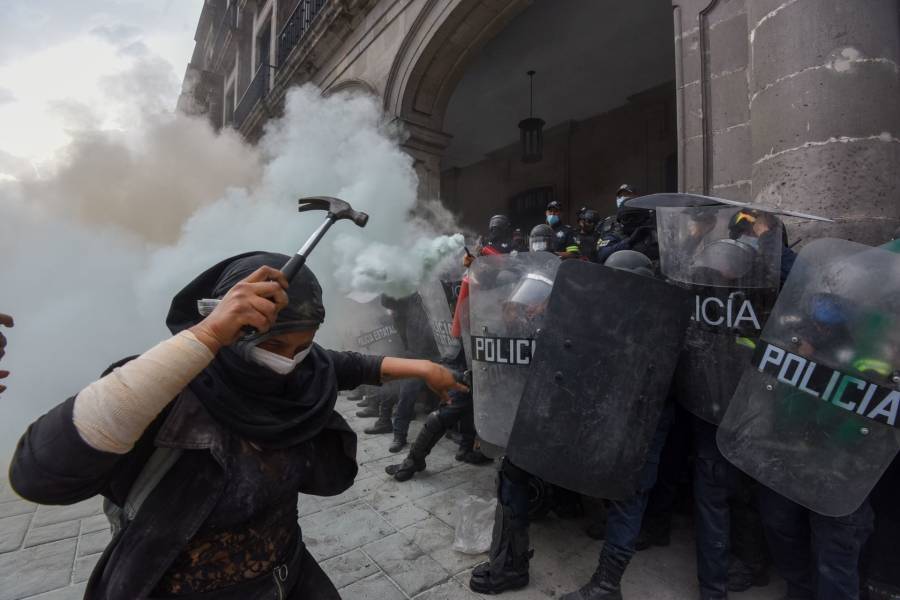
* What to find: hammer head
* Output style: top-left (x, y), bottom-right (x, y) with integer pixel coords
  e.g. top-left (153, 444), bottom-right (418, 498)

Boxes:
top-left (298, 196), bottom-right (369, 227)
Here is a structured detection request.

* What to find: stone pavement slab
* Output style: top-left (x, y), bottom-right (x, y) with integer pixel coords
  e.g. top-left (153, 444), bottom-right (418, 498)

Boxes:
top-left (0, 393), bottom-right (785, 599)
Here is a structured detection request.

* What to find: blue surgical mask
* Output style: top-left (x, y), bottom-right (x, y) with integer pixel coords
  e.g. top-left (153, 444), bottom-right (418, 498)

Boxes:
top-left (616, 196), bottom-right (627, 208)
top-left (546, 214), bottom-right (560, 226)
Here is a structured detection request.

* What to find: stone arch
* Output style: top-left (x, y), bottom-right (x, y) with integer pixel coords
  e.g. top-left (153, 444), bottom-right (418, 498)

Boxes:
top-left (384, 0), bottom-right (529, 133)
top-left (383, 0), bottom-right (529, 198)
top-left (322, 77), bottom-right (379, 98)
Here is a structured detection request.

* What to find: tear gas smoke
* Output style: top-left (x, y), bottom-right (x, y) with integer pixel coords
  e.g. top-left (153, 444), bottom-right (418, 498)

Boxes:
top-left (0, 85), bottom-right (469, 462)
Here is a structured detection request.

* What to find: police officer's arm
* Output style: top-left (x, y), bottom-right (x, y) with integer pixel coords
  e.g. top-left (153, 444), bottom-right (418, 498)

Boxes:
top-left (381, 357), bottom-right (468, 402)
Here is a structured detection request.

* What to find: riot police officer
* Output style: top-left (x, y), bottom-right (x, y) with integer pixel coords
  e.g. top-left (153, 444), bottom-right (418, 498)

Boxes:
top-left (596, 205), bottom-right (658, 266)
top-left (565, 209), bottom-right (602, 261)
top-left (529, 224), bottom-right (555, 253)
top-left (470, 249), bottom-right (680, 600)
top-left (480, 214), bottom-right (515, 254)
top-left (544, 200), bottom-right (576, 253)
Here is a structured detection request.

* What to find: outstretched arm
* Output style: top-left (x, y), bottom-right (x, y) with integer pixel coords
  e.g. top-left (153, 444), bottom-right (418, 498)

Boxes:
top-left (381, 357), bottom-right (468, 403)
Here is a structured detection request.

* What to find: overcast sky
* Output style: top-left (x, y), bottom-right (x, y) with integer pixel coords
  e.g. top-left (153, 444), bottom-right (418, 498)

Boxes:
top-left (0, 0), bottom-right (203, 179)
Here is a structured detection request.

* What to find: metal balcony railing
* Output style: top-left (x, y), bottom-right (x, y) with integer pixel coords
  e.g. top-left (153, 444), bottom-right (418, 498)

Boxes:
top-left (277, 0), bottom-right (328, 66)
top-left (234, 63), bottom-right (269, 128)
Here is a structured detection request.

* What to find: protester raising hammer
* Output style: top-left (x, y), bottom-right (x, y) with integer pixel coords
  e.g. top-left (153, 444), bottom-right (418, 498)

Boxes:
top-left (9, 197), bottom-right (467, 600)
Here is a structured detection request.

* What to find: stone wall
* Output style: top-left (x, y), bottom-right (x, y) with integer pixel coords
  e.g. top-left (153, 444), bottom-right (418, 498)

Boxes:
top-left (675, 0), bottom-right (900, 244)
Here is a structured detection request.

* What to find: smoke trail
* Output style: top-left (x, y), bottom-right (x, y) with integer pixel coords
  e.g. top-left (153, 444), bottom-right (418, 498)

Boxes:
top-left (0, 85), bottom-right (469, 462)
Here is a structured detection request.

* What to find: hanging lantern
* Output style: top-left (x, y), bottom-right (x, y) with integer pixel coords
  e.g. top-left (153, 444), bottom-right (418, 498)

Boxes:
top-left (519, 70), bottom-right (544, 163)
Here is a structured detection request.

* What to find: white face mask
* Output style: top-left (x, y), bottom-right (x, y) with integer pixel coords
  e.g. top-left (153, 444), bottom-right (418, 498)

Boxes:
top-left (247, 346), bottom-right (312, 375)
top-left (616, 195), bottom-right (628, 208)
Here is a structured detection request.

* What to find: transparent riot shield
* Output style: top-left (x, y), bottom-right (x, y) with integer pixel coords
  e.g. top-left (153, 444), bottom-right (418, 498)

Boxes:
top-left (656, 205), bottom-right (783, 424)
top-left (506, 260), bottom-right (693, 498)
top-left (418, 279), bottom-right (463, 362)
top-left (341, 292), bottom-right (406, 356)
top-left (469, 251), bottom-right (561, 448)
top-left (718, 238), bottom-right (900, 516)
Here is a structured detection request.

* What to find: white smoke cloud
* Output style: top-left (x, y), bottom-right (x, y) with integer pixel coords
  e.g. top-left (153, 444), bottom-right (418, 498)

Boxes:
top-left (0, 85), bottom-right (468, 462)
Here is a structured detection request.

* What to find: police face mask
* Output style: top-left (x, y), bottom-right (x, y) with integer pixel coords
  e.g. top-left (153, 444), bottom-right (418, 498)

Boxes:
top-left (247, 345), bottom-right (312, 375)
top-left (546, 214), bottom-right (560, 226)
top-left (530, 240), bottom-right (548, 252)
top-left (616, 195), bottom-right (628, 208)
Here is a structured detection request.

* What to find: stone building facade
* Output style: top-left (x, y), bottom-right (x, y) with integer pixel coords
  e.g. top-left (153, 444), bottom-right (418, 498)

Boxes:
top-left (180, 0), bottom-right (899, 242)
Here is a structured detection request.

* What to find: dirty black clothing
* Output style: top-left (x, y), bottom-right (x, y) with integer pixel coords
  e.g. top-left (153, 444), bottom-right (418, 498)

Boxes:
top-left (9, 350), bottom-right (383, 600)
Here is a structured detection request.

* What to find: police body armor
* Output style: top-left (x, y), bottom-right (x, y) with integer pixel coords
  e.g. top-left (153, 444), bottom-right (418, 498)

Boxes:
top-left (717, 239), bottom-right (900, 516)
top-left (506, 259), bottom-right (693, 498)
top-left (655, 205), bottom-right (783, 424)
top-left (468, 251), bottom-right (561, 448)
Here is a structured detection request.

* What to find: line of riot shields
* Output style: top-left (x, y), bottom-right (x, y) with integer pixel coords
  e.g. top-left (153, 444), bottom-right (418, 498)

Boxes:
top-left (419, 195), bottom-right (898, 521)
top-left (348, 195), bottom-right (899, 520)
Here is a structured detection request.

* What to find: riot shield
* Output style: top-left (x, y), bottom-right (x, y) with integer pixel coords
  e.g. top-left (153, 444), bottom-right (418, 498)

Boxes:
top-left (418, 278), bottom-right (463, 362)
top-left (469, 251), bottom-right (561, 448)
top-left (717, 239), bottom-right (900, 516)
top-left (341, 292), bottom-right (407, 356)
top-left (506, 260), bottom-right (693, 498)
top-left (656, 205), bottom-right (783, 424)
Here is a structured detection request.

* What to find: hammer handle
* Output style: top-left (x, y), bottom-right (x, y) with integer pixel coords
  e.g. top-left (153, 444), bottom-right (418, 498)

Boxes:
top-left (281, 215), bottom-right (335, 280)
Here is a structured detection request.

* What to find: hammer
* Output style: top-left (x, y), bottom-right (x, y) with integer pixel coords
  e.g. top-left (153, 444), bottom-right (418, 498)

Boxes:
top-left (196, 196), bottom-right (368, 319)
top-left (280, 196), bottom-right (369, 279)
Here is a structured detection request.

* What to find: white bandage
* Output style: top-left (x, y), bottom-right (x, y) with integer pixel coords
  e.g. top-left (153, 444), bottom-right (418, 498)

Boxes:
top-left (73, 330), bottom-right (215, 453)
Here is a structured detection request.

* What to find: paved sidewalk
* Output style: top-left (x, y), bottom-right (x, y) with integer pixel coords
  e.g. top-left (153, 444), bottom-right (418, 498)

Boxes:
top-left (0, 395), bottom-right (784, 599)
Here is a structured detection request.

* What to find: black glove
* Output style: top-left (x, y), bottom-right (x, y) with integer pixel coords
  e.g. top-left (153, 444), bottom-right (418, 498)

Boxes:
top-left (628, 226), bottom-right (654, 245)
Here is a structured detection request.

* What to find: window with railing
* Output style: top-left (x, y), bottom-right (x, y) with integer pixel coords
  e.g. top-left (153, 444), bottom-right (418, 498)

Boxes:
top-left (277, 0), bottom-right (328, 67)
top-left (233, 63), bottom-right (269, 127)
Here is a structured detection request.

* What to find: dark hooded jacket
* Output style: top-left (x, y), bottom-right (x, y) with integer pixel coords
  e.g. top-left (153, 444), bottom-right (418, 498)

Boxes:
top-left (8, 252), bottom-right (384, 600)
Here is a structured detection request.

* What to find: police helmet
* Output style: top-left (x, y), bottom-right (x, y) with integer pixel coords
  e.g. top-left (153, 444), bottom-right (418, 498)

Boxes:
top-left (529, 224), bottom-right (554, 252)
top-left (617, 184), bottom-right (636, 196)
top-left (489, 214), bottom-right (511, 234)
top-left (692, 238), bottom-right (757, 282)
top-left (546, 200), bottom-right (563, 212)
top-left (605, 250), bottom-right (654, 278)
top-left (580, 209), bottom-right (600, 228)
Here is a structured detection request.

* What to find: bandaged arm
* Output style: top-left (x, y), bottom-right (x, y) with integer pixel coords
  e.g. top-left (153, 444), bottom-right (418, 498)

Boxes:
top-left (72, 330), bottom-right (215, 454)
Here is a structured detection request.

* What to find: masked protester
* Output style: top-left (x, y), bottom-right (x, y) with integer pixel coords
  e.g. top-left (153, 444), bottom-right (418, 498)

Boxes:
top-left (9, 252), bottom-right (465, 600)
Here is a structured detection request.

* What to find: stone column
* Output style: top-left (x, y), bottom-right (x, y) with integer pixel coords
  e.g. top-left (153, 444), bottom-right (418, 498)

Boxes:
top-left (398, 119), bottom-right (453, 201)
top-left (748, 0), bottom-right (900, 244)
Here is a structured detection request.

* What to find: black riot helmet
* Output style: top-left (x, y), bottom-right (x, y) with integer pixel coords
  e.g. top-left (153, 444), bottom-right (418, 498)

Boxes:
top-left (580, 209), bottom-right (600, 229)
top-left (529, 224), bottom-right (554, 252)
top-left (489, 214), bottom-right (512, 236)
top-left (605, 250), bottom-right (654, 278)
top-left (616, 206), bottom-right (654, 236)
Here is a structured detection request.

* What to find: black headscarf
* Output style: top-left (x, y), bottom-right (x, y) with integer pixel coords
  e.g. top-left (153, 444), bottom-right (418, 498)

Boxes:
top-left (166, 252), bottom-right (337, 449)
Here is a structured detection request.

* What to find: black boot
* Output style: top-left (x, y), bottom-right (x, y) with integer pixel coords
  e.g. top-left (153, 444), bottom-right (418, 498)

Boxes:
top-left (364, 418), bottom-right (393, 435)
top-left (455, 435), bottom-right (492, 464)
top-left (469, 504), bottom-right (532, 594)
top-left (384, 412), bottom-right (445, 481)
top-left (456, 448), bottom-right (492, 464)
top-left (389, 432), bottom-right (407, 453)
top-left (560, 546), bottom-right (628, 600)
top-left (356, 406), bottom-right (380, 418)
